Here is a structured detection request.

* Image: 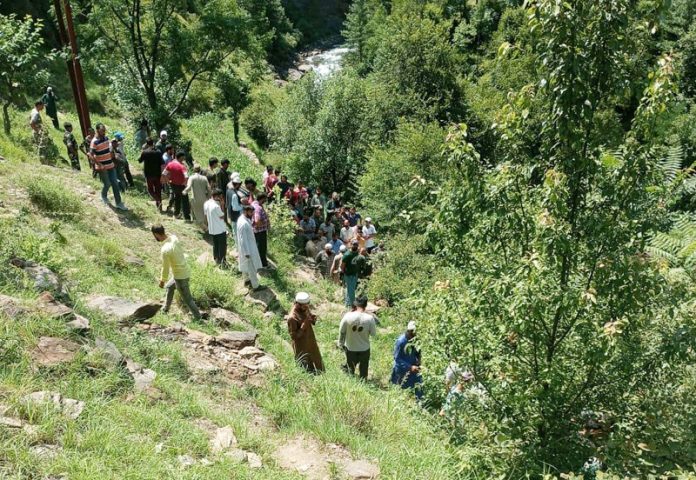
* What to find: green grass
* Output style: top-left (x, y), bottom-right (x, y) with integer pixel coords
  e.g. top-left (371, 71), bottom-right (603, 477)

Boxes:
top-left (0, 105), bottom-right (459, 479)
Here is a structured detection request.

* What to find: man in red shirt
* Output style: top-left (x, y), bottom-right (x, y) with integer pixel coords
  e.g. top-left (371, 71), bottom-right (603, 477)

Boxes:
top-left (164, 151), bottom-right (191, 221)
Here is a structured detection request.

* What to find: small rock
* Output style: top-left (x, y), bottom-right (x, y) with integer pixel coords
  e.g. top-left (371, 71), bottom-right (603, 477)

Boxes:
top-left (211, 426), bottom-right (237, 453)
top-left (31, 337), bottom-right (81, 367)
top-left (123, 255), bottom-right (145, 267)
top-left (215, 331), bottom-right (257, 350)
top-left (186, 355), bottom-right (221, 376)
top-left (186, 329), bottom-right (215, 345)
top-left (61, 398), bottom-right (85, 419)
top-left (342, 459), bottom-right (381, 479)
top-left (238, 346), bottom-right (264, 359)
top-left (287, 68), bottom-right (303, 81)
top-left (225, 448), bottom-right (248, 463)
top-left (0, 416), bottom-right (23, 428)
top-left (125, 358), bottom-right (157, 394)
top-left (365, 302), bottom-right (381, 315)
top-left (256, 356), bottom-right (277, 372)
top-left (94, 338), bottom-right (123, 365)
top-left (155, 443), bottom-right (164, 454)
top-left (86, 295), bottom-right (161, 323)
top-left (66, 314), bottom-right (90, 332)
top-left (263, 311), bottom-right (275, 321)
top-left (246, 451), bottom-right (263, 469)
top-left (177, 454), bottom-right (196, 468)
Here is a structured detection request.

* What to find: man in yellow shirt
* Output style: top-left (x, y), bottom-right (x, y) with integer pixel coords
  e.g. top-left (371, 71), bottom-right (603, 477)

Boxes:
top-left (151, 224), bottom-right (201, 320)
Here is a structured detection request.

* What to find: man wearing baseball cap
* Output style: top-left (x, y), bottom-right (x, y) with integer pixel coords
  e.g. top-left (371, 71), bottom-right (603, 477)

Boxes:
top-left (391, 320), bottom-right (423, 399)
top-left (226, 172), bottom-right (243, 236)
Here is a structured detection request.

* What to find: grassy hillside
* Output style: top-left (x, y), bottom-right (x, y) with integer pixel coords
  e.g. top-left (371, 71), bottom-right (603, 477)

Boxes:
top-left (0, 107), bottom-right (458, 479)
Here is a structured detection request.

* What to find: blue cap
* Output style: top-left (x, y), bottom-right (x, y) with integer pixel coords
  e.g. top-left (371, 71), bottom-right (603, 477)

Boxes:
top-left (114, 132), bottom-right (124, 140)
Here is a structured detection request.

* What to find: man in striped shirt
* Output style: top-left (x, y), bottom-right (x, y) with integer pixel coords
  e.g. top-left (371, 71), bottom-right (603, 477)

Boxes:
top-left (90, 123), bottom-right (128, 211)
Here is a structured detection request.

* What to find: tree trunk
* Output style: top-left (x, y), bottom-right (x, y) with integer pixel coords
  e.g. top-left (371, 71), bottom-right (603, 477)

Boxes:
top-left (2, 102), bottom-right (11, 135)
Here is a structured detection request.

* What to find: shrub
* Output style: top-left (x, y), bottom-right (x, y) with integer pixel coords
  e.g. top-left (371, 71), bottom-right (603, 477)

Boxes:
top-left (82, 236), bottom-right (127, 270)
top-left (241, 82), bottom-right (286, 149)
top-left (24, 176), bottom-right (83, 220)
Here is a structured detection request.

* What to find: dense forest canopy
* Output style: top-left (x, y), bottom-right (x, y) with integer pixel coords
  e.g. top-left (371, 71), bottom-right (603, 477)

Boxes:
top-left (1, 0), bottom-right (696, 477)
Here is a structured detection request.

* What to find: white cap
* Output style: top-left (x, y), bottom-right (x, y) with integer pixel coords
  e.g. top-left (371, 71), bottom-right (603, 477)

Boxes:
top-left (160, 130), bottom-right (167, 137)
top-left (407, 321), bottom-right (416, 332)
top-left (365, 217), bottom-right (372, 223)
top-left (339, 245), bottom-right (347, 252)
top-left (295, 292), bottom-right (310, 304)
top-left (324, 243), bottom-right (332, 250)
top-left (231, 173), bottom-right (242, 183)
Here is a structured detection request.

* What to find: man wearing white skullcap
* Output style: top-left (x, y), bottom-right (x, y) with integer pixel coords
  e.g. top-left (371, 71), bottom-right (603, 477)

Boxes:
top-left (391, 320), bottom-right (423, 399)
top-left (286, 292), bottom-right (324, 373)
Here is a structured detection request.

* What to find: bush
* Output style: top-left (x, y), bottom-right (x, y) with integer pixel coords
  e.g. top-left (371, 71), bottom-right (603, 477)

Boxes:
top-left (24, 176), bottom-right (83, 220)
top-left (241, 82), bottom-right (287, 149)
top-left (82, 236), bottom-right (127, 270)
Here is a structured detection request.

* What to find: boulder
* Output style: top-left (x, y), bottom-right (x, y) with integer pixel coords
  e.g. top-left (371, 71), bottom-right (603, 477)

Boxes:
top-left (94, 338), bottom-right (123, 366)
top-left (209, 308), bottom-right (248, 328)
top-left (0, 415), bottom-right (23, 428)
top-left (9, 258), bottom-right (64, 295)
top-left (186, 329), bottom-right (215, 345)
top-left (297, 63), bottom-right (313, 73)
top-left (86, 295), bottom-right (161, 322)
top-left (256, 356), bottom-right (277, 372)
top-left (23, 391), bottom-right (84, 419)
top-left (123, 254), bottom-right (145, 267)
top-left (304, 240), bottom-right (320, 259)
top-left (215, 331), bottom-right (257, 350)
top-left (246, 451), bottom-right (263, 469)
top-left (31, 337), bottom-right (81, 367)
top-left (366, 302), bottom-right (381, 315)
top-left (342, 459), bottom-right (381, 479)
top-left (36, 292), bottom-right (72, 318)
top-left (238, 346), bottom-right (264, 359)
top-left (287, 68), bottom-right (303, 81)
top-left (225, 448), bottom-right (248, 463)
top-left (245, 287), bottom-right (282, 313)
top-left (66, 314), bottom-right (90, 332)
top-left (125, 358), bottom-right (158, 394)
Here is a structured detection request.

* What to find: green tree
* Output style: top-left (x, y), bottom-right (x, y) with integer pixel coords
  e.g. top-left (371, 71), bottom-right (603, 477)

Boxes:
top-left (80, 0), bottom-right (251, 129)
top-left (423, 0), bottom-right (694, 472)
top-left (214, 67), bottom-right (251, 144)
top-left (0, 14), bottom-right (52, 134)
top-left (342, 0), bottom-right (384, 71)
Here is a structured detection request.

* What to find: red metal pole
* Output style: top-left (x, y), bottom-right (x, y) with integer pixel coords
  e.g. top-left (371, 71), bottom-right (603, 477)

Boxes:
top-left (52, 0), bottom-right (83, 134)
top-left (61, 0), bottom-right (91, 137)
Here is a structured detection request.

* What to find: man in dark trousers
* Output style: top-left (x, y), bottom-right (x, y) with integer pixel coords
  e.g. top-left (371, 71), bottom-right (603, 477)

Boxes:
top-left (139, 139), bottom-right (165, 210)
top-left (252, 192), bottom-right (270, 269)
top-left (338, 296), bottom-right (377, 379)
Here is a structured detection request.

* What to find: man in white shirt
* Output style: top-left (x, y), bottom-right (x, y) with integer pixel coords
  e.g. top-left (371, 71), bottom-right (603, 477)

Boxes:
top-left (363, 217), bottom-right (377, 253)
top-left (339, 220), bottom-right (353, 244)
top-left (338, 296), bottom-right (377, 379)
top-left (204, 189), bottom-right (228, 267)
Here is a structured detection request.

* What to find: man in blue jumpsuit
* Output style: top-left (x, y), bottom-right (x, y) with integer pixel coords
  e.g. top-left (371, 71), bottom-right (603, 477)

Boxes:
top-left (390, 321), bottom-right (422, 399)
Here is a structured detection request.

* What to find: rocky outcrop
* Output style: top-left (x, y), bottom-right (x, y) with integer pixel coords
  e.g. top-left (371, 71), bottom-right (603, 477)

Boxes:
top-left (23, 391), bottom-right (85, 420)
top-left (9, 258), bottom-right (65, 295)
top-left (245, 287), bottom-right (284, 313)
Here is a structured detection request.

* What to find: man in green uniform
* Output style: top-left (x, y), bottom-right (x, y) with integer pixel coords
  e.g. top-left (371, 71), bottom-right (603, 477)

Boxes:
top-left (62, 122), bottom-right (80, 171)
top-left (41, 87), bottom-right (59, 130)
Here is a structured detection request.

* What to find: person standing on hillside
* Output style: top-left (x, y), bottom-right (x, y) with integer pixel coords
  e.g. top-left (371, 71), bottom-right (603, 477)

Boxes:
top-left (327, 192), bottom-right (341, 215)
top-left (264, 168), bottom-right (279, 202)
top-left (91, 123), bottom-right (128, 211)
top-left (331, 244), bottom-right (346, 284)
top-left (237, 204), bottom-right (263, 291)
top-left (151, 224), bottom-right (201, 320)
top-left (314, 243), bottom-right (335, 278)
top-left (363, 217), bottom-right (377, 253)
top-left (184, 165), bottom-right (211, 230)
top-left (163, 151), bottom-right (191, 221)
top-left (155, 130), bottom-right (168, 155)
top-left (113, 132), bottom-right (134, 188)
top-left (204, 189), bottom-right (228, 267)
top-left (139, 139), bottom-right (165, 210)
top-left (29, 101), bottom-right (45, 152)
top-left (239, 177), bottom-right (257, 206)
top-left (41, 87), bottom-right (59, 130)
top-left (391, 321), bottom-right (423, 399)
top-left (80, 126), bottom-right (97, 177)
top-left (287, 292), bottom-right (324, 374)
top-left (339, 296), bottom-right (377, 379)
top-left (341, 240), bottom-right (360, 308)
top-left (216, 158), bottom-right (231, 193)
top-left (226, 173), bottom-right (243, 237)
top-left (252, 192), bottom-right (270, 269)
top-left (62, 122), bottom-right (80, 171)
top-left (134, 119), bottom-right (150, 150)
top-left (277, 174), bottom-right (291, 201)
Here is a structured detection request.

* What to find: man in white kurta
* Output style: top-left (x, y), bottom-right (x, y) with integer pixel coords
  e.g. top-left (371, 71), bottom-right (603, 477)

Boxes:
top-left (236, 204), bottom-right (263, 289)
top-left (183, 165), bottom-right (211, 230)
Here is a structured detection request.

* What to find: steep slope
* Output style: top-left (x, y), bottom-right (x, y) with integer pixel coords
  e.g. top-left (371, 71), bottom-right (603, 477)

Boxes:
top-left (0, 109), bottom-right (457, 479)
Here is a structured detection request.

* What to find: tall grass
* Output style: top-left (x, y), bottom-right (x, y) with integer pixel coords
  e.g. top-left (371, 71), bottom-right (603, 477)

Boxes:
top-left (24, 176), bottom-right (84, 220)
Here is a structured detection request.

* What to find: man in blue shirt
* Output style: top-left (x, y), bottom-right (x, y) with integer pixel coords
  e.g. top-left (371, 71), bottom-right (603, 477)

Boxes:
top-left (391, 321), bottom-right (422, 399)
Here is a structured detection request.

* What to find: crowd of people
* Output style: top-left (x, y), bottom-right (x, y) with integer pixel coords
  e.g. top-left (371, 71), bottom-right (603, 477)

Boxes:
top-left (29, 103), bottom-right (423, 399)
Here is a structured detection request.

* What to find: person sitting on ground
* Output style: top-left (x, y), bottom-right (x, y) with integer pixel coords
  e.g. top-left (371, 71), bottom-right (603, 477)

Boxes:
top-left (299, 212), bottom-right (317, 242)
top-left (338, 296), bottom-right (377, 380)
top-left (286, 292), bottom-right (324, 374)
top-left (63, 122), bottom-right (80, 171)
top-left (390, 321), bottom-right (423, 399)
top-left (204, 189), bottom-right (228, 267)
top-left (236, 204), bottom-right (264, 291)
top-left (152, 224), bottom-right (201, 320)
top-left (314, 243), bottom-right (335, 278)
top-left (183, 165), bottom-right (211, 231)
